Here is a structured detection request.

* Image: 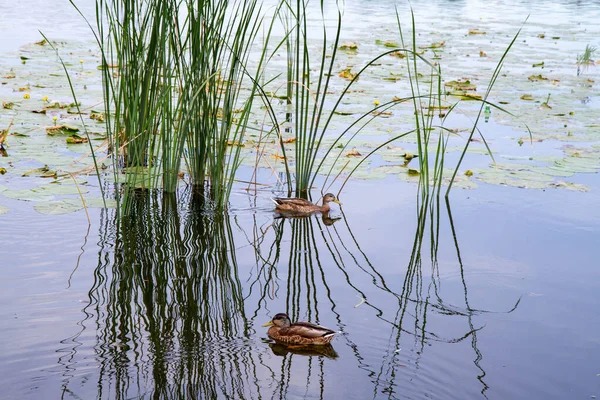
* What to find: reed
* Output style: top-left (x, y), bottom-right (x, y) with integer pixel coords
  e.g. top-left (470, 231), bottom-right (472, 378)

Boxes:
top-left (72, 0), bottom-right (272, 212)
top-left (391, 9), bottom-right (528, 198)
top-left (259, 0), bottom-right (420, 197)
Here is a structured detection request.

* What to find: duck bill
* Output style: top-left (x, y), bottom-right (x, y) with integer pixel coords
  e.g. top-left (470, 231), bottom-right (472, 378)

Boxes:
top-left (262, 321), bottom-right (274, 327)
top-left (334, 200), bottom-right (342, 205)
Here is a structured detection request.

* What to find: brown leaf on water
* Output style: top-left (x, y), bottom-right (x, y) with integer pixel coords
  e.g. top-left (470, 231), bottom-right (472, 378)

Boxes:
top-left (282, 137), bottom-right (296, 144)
top-left (420, 41), bottom-right (445, 49)
top-left (479, 50), bottom-right (487, 57)
top-left (469, 29), bottom-right (486, 35)
top-left (445, 79), bottom-right (477, 91)
top-left (346, 148), bottom-right (362, 157)
top-left (339, 42), bottom-right (359, 54)
top-left (338, 67), bottom-right (357, 80)
top-left (66, 134), bottom-right (89, 144)
top-left (371, 110), bottom-right (392, 118)
top-left (90, 112), bottom-right (105, 122)
top-left (528, 74), bottom-right (548, 81)
top-left (22, 165), bottom-right (57, 178)
top-left (46, 125), bottom-right (80, 136)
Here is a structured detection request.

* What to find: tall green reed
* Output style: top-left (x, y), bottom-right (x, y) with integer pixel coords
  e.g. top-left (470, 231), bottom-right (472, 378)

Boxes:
top-left (178, 0), bottom-right (267, 207)
top-left (72, 0), bottom-right (272, 212)
top-left (394, 9), bottom-right (528, 198)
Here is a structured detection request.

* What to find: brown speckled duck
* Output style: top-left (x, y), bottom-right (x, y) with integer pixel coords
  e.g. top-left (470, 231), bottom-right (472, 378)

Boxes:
top-left (271, 193), bottom-right (341, 215)
top-left (262, 313), bottom-right (339, 345)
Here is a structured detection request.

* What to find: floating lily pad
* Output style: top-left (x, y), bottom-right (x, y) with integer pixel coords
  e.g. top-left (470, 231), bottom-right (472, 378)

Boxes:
top-left (34, 200), bottom-right (84, 215)
top-left (445, 80), bottom-right (476, 91)
top-left (64, 196), bottom-right (117, 208)
top-left (34, 182), bottom-right (89, 195)
top-left (350, 169), bottom-right (388, 180)
top-left (375, 40), bottom-right (399, 48)
top-left (46, 125), bottom-right (80, 136)
top-left (3, 188), bottom-right (54, 202)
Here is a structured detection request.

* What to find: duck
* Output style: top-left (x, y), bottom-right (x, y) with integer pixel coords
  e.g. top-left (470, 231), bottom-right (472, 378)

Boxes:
top-left (271, 193), bottom-right (341, 215)
top-left (262, 313), bottom-right (339, 345)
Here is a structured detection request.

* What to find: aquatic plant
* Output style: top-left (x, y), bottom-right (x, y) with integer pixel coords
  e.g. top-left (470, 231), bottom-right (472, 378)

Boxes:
top-left (258, 0), bottom-right (419, 197)
top-left (576, 44), bottom-right (597, 75)
top-left (70, 0), bottom-right (272, 212)
top-left (389, 9), bottom-right (529, 198)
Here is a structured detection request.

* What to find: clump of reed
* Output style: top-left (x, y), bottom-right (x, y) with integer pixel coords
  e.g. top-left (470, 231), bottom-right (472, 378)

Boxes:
top-left (72, 0), bottom-right (271, 212)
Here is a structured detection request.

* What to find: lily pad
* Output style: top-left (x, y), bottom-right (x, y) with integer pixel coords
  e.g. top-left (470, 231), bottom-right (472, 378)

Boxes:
top-left (64, 196), bottom-right (117, 208)
top-left (46, 125), bottom-right (80, 136)
top-left (34, 200), bottom-right (83, 215)
top-left (3, 188), bottom-right (54, 202)
top-left (34, 183), bottom-right (89, 195)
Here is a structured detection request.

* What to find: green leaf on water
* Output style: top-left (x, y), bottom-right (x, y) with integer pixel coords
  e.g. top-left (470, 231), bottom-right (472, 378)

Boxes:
top-left (350, 169), bottom-right (388, 180)
top-left (22, 165), bottom-right (57, 178)
top-left (528, 74), bottom-right (548, 81)
top-left (0, 204), bottom-right (8, 215)
top-left (3, 188), bottom-right (54, 202)
top-left (34, 183), bottom-right (89, 195)
top-left (46, 125), bottom-right (80, 136)
top-left (64, 197), bottom-right (117, 208)
top-left (445, 79), bottom-right (477, 91)
top-left (34, 200), bottom-right (83, 215)
top-left (375, 39), bottom-right (399, 48)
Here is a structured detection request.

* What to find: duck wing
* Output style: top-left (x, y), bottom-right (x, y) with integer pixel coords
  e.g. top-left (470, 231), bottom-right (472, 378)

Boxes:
top-left (283, 321), bottom-right (337, 338)
top-left (272, 197), bottom-right (314, 207)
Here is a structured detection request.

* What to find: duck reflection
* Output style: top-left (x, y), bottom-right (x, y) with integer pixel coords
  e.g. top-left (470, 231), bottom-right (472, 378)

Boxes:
top-left (268, 342), bottom-right (339, 359)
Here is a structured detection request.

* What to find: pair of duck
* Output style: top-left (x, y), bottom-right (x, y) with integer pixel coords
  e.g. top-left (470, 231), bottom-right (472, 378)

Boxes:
top-left (265, 195), bottom-right (341, 345)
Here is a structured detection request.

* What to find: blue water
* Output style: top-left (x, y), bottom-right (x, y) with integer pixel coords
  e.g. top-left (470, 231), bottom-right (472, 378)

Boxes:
top-left (1, 1), bottom-right (600, 399)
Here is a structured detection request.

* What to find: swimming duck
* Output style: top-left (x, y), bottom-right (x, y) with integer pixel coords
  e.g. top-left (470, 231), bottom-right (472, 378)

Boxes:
top-left (271, 193), bottom-right (341, 214)
top-left (262, 313), bottom-right (339, 345)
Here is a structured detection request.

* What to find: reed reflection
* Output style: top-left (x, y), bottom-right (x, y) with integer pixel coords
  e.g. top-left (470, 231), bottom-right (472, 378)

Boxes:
top-left (56, 189), bottom-right (522, 399)
top-left (61, 192), bottom-right (259, 399)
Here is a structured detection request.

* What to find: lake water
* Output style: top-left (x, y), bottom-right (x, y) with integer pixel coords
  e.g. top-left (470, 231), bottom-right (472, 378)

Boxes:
top-left (1, 1), bottom-right (599, 399)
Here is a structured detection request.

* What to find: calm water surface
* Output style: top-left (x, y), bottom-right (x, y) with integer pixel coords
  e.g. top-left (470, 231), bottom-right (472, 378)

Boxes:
top-left (1, 1), bottom-right (600, 399)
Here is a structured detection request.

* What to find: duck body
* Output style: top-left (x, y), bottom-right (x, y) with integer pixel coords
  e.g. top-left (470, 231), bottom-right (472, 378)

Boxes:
top-left (262, 313), bottom-right (338, 346)
top-left (271, 193), bottom-right (341, 215)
